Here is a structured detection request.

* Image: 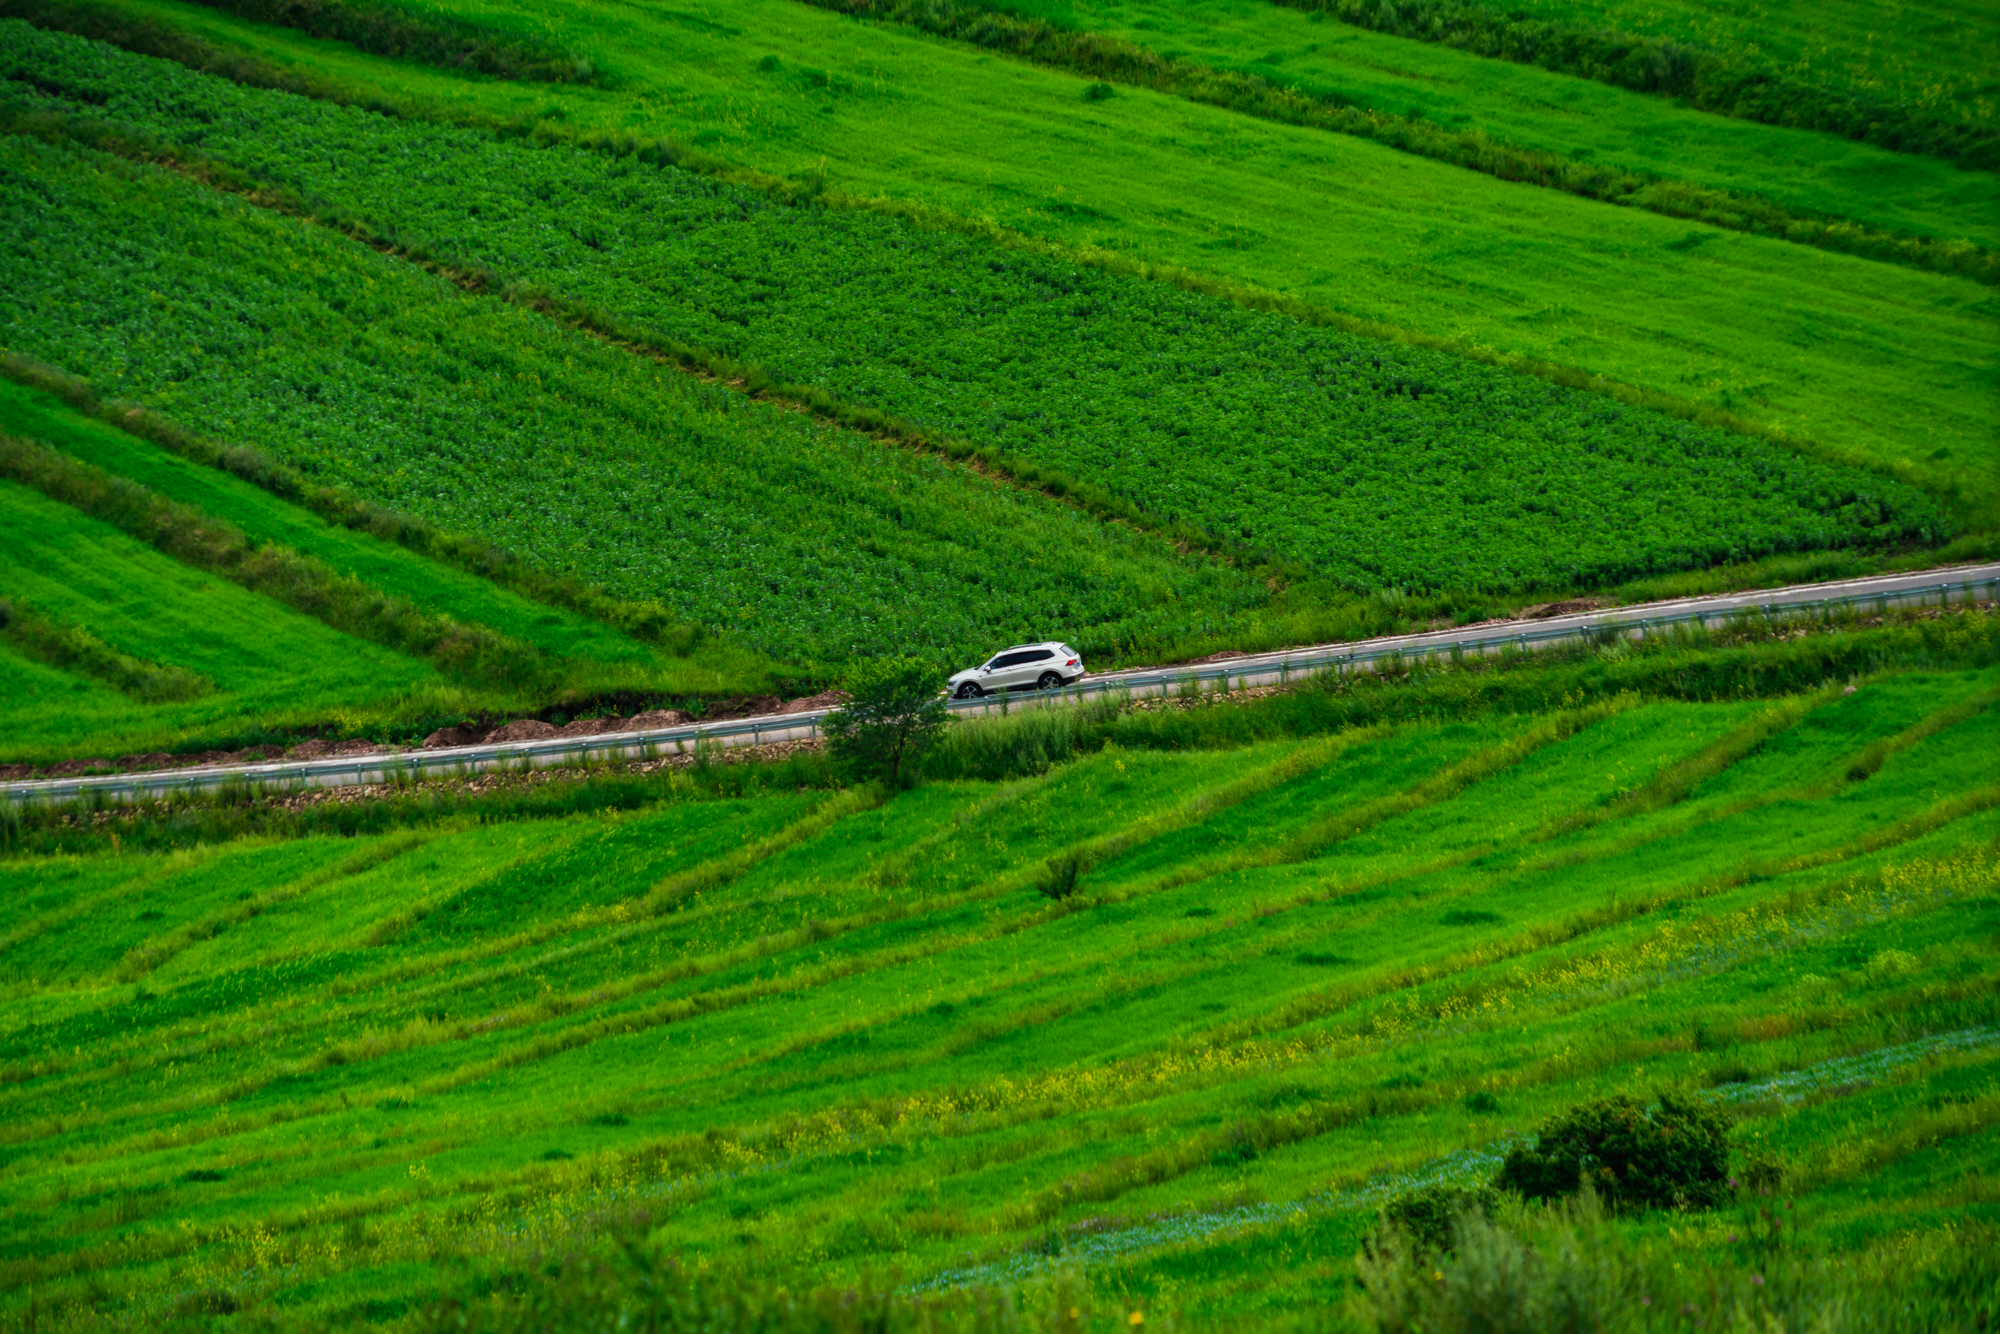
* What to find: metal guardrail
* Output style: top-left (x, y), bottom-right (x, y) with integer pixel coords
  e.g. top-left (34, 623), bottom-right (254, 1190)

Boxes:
top-left (7, 564), bottom-right (1997, 806)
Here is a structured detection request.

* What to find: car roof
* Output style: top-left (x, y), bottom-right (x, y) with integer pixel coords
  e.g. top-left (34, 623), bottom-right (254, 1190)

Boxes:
top-left (1002, 641), bottom-right (1069, 651)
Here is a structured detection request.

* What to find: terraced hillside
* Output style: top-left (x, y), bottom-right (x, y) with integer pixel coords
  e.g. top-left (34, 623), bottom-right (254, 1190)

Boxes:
top-left (3, 613), bottom-right (1997, 1327)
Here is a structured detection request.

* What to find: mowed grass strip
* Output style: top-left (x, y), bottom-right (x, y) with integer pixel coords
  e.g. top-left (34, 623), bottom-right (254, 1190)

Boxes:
top-left (24, 0), bottom-right (1995, 505)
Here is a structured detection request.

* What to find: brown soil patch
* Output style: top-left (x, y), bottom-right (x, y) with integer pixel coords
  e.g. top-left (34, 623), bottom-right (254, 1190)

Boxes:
top-left (422, 725), bottom-right (490, 749)
top-left (701, 695), bottom-right (784, 722)
top-left (486, 719), bottom-right (559, 743)
top-left (1519, 598), bottom-right (1607, 620)
top-left (780, 690), bottom-right (847, 715)
top-left (556, 717), bottom-right (617, 737)
top-left (621, 708), bottom-right (690, 731)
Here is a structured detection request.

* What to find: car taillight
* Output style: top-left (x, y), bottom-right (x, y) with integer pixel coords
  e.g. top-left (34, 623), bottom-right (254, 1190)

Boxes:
top-left (1066, 658), bottom-right (1078, 666)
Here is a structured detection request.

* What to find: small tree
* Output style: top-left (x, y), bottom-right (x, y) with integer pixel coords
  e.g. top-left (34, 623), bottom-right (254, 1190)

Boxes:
top-left (1497, 1092), bottom-right (1730, 1211)
top-left (823, 656), bottom-right (949, 786)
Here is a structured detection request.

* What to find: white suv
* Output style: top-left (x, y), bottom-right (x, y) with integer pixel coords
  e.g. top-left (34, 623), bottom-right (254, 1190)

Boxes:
top-left (948, 642), bottom-right (1086, 699)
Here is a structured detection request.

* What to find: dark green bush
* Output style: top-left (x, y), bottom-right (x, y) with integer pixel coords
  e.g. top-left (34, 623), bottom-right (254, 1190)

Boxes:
top-left (1497, 1092), bottom-right (1731, 1210)
top-left (1380, 1182), bottom-right (1501, 1254)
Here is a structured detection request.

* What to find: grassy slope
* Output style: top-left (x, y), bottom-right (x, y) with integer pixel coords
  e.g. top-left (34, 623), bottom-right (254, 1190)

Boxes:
top-left (46, 0), bottom-right (2000, 508)
top-left (1448, 0), bottom-right (2000, 127)
top-left (1033, 0), bottom-right (2000, 247)
top-left (2, 651), bottom-right (1995, 1324)
top-left (0, 380), bottom-right (694, 674)
top-left (0, 478), bottom-right (455, 756)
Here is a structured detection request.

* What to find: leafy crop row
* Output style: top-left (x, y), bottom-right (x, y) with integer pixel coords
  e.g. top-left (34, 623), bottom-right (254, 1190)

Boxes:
top-left (0, 130), bottom-right (1258, 664)
top-left (0, 23), bottom-right (1948, 599)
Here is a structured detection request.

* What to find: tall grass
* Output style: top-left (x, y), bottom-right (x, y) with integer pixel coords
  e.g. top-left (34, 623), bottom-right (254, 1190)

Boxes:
top-left (0, 429), bottom-right (553, 691)
top-left (1266, 0), bottom-right (1998, 169)
top-left (0, 354), bottom-right (706, 656)
top-left (0, 595), bottom-right (209, 702)
top-left (1359, 1191), bottom-right (2000, 1333)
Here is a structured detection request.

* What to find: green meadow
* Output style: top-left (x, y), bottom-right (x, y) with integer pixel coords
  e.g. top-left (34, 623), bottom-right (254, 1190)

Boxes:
top-left (22, 0), bottom-right (1997, 505)
top-left (0, 0), bottom-right (1994, 1322)
top-left (1440, 0), bottom-right (1998, 125)
top-left (1025, 0), bottom-right (2000, 248)
top-left (2, 613), bottom-right (1997, 1327)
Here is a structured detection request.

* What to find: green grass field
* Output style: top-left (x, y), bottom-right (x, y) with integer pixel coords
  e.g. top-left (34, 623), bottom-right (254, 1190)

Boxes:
top-left (1417, 0), bottom-right (1999, 127)
top-left (19, 0), bottom-right (1995, 510)
top-left (2, 613), bottom-right (1996, 1328)
top-left (1027, 0), bottom-right (2000, 248)
top-left (1, 0), bottom-right (1996, 1323)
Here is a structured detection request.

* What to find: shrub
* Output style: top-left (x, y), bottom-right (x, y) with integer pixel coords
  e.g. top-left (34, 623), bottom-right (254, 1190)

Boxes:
top-left (1037, 852), bottom-right (1083, 901)
top-left (823, 657), bottom-right (950, 786)
top-left (1379, 1182), bottom-right (1500, 1253)
top-left (1496, 1092), bottom-right (1730, 1210)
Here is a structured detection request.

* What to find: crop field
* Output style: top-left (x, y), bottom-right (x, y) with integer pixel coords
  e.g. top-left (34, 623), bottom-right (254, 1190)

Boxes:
top-left (2, 615), bottom-right (1998, 1327)
top-left (17, 0), bottom-right (1996, 509)
top-left (0, 126), bottom-right (1269, 669)
top-left (0, 381), bottom-right (685, 676)
top-left (0, 377), bottom-right (798, 762)
top-left (0, 24), bottom-right (1961, 603)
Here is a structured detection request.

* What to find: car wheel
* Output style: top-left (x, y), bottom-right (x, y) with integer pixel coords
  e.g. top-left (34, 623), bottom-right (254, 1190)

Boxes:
top-left (956, 682), bottom-right (983, 700)
top-left (1036, 672), bottom-right (1063, 691)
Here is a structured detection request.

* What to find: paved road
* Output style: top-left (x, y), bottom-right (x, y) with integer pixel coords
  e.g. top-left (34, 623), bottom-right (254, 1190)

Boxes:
top-left (8, 562), bottom-right (1996, 806)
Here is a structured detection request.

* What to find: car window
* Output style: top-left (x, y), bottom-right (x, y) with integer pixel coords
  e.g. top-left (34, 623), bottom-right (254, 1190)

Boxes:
top-left (988, 652), bottom-right (1024, 669)
top-left (1029, 650), bottom-right (1054, 661)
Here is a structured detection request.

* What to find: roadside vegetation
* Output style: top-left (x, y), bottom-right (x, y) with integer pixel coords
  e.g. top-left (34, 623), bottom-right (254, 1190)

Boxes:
top-left (2, 607), bottom-right (1996, 1327)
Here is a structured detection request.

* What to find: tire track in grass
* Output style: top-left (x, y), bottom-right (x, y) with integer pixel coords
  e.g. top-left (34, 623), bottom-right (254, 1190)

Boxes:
top-left (23, 850), bottom-right (1985, 1296)
top-left (5, 748), bottom-right (1321, 1156)
top-left (15, 716), bottom-right (1984, 1256)
top-left (0, 792), bottom-right (873, 1138)
top-left (112, 829), bottom-right (432, 982)
top-left (699, 793), bottom-right (2000, 1232)
top-left (432, 699), bottom-right (1967, 1123)
top-left (62, 713), bottom-right (1983, 1184)
top-left (912, 1025), bottom-right (2000, 1292)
